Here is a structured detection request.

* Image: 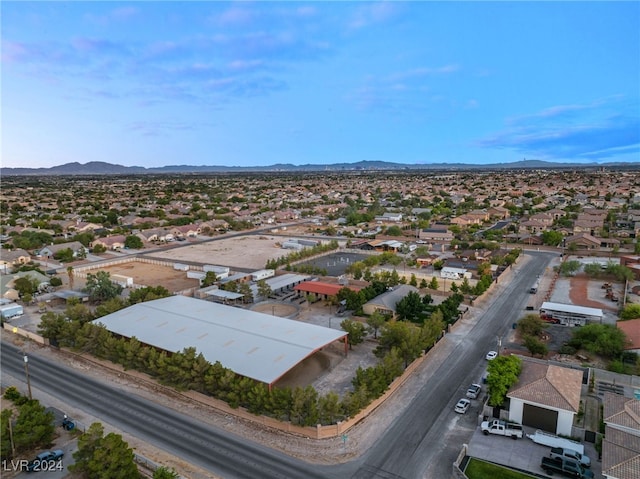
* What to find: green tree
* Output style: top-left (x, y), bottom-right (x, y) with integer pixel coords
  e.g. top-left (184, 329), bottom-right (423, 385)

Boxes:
top-left (620, 304), bottom-right (640, 321)
top-left (201, 271), bottom-right (217, 287)
top-left (395, 291), bottom-right (425, 322)
top-left (569, 324), bottom-right (628, 359)
top-left (13, 277), bottom-right (38, 297)
top-left (486, 355), bottom-right (522, 407)
top-left (128, 285), bottom-right (171, 304)
top-left (124, 235), bottom-right (143, 249)
top-left (559, 260), bottom-right (581, 276)
top-left (341, 319), bottom-right (367, 349)
top-left (84, 271), bottom-right (123, 302)
top-left (53, 248), bottom-right (75, 263)
top-left (541, 230), bottom-right (563, 246)
top-left (428, 277), bottom-right (439, 290)
top-left (409, 273), bottom-right (418, 287)
top-left (13, 400), bottom-right (55, 452)
top-left (366, 311), bottom-right (387, 339)
top-left (1, 409), bottom-right (14, 459)
top-left (257, 280), bottom-right (272, 299)
top-left (523, 335), bottom-right (548, 358)
top-left (517, 314), bottom-right (547, 338)
top-left (49, 276), bottom-right (63, 287)
top-left (238, 282), bottom-right (254, 303)
top-left (71, 423), bottom-right (139, 479)
top-left (385, 226), bottom-right (403, 236)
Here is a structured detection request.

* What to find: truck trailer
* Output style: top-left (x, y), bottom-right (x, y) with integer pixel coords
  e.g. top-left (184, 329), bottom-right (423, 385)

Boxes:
top-left (0, 303), bottom-right (24, 320)
top-left (527, 430), bottom-right (585, 455)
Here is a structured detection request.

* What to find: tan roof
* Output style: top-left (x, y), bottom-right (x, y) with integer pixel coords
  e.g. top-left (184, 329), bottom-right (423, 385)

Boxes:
top-left (602, 426), bottom-right (640, 479)
top-left (603, 392), bottom-right (640, 432)
top-left (507, 360), bottom-right (582, 412)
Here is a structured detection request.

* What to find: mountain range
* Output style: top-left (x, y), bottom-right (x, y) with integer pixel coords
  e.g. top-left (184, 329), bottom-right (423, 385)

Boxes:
top-left (2, 160), bottom-right (638, 176)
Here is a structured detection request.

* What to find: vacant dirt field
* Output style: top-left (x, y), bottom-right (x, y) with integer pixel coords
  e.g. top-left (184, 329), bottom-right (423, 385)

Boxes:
top-left (143, 235), bottom-right (291, 270)
top-left (94, 261), bottom-right (200, 293)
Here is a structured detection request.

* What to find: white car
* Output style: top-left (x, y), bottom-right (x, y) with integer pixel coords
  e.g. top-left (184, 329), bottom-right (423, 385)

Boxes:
top-left (454, 398), bottom-right (471, 414)
top-left (485, 350), bottom-right (498, 360)
top-left (466, 383), bottom-right (482, 399)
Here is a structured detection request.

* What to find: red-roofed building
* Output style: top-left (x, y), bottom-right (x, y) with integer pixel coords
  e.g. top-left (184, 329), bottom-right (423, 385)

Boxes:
top-left (294, 281), bottom-right (362, 301)
top-left (617, 319), bottom-right (640, 354)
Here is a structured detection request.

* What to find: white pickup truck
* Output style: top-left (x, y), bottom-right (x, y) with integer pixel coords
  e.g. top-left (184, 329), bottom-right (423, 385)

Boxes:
top-left (480, 419), bottom-right (523, 439)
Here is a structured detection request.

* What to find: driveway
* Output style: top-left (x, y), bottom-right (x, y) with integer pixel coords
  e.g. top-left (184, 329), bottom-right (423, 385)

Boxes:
top-left (466, 423), bottom-right (602, 478)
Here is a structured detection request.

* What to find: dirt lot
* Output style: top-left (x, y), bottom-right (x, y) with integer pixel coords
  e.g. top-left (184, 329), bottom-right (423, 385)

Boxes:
top-left (143, 235), bottom-right (296, 270)
top-left (95, 261), bottom-right (200, 293)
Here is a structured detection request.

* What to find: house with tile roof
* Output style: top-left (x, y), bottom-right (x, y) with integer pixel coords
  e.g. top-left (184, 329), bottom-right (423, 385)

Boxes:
top-left (616, 319), bottom-right (640, 354)
top-left (507, 358), bottom-right (583, 436)
top-left (602, 393), bottom-right (640, 479)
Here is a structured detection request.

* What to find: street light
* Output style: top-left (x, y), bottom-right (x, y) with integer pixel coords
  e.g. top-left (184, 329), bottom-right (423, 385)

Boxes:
top-left (23, 354), bottom-right (32, 400)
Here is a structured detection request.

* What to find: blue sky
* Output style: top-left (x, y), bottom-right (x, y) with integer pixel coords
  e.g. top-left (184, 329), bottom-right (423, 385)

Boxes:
top-left (2, 1), bottom-right (639, 169)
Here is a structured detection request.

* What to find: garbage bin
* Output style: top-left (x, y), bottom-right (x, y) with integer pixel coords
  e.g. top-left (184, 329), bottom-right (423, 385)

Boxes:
top-left (512, 322), bottom-right (517, 329)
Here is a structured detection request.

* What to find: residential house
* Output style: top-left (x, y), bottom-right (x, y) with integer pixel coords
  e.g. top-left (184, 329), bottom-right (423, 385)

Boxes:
top-left (375, 212), bottom-right (403, 222)
top-left (565, 233), bottom-right (601, 250)
top-left (171, 224), bottom-right (201, 238)
top-left (91, 235), bottom-right (127, 250)
top-left (507, 358), bottom-right (583, 436)
top-left (487, 206), bottom-right (510, 219)
top-left (0, 249), bottom-right (32, 273)
top-left (616, 319), bottom-right (640, 354)
top-left (419, 227), bottom-right (453, 242)
top-left (362, 284), bottom-right (419, 317)
top-left (38, 241), bottom-right (87, 260)
top-left (601, 393), bottom-right (640, 479)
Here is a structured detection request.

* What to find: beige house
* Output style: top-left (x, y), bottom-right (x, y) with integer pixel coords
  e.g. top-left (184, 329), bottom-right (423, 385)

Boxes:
top-left (507, 358), bottom-right (582, 436)
top-left (0, 248), bottom-right (31, 272)
top-left (91, 235), bottom-right (127, 250)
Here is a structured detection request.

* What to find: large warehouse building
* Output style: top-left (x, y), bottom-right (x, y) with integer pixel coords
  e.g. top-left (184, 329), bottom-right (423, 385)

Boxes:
top-left (95, 295), bottom-right (348, 389)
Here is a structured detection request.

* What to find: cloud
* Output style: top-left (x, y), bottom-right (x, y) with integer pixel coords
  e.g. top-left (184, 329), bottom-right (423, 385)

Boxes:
top-left (476, 97), bottom-right (640, 161)
top-left (84, 6), bottom-right (139, 26)
top-left (347, 64), bottom-right (460, 116)
top-left (128, 120), bottom-right (197, 137)
top-left (348, 2), bottom-right (399, 30)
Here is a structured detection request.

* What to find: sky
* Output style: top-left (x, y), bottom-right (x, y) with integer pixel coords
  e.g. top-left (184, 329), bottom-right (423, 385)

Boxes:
top-left (2, 1), bottom-right (639, 169)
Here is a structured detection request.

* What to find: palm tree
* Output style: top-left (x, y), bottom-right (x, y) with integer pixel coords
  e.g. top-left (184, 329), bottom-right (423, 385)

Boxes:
top-left (67, 266), bottom-right (74, 289)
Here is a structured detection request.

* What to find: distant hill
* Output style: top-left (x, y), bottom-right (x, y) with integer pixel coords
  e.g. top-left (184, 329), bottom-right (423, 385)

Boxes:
top-left (1, 159), bottom-right (638, 176)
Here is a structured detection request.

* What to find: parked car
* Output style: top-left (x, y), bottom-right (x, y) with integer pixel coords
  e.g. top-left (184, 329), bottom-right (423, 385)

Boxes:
top-left (480, 419), bottom-right (523, 439)
top-left (26, 449), bottom-right (64, 472)
top-left (550, 446), bottom-right (591, 468)
top-left (485, 350), bottom-right (498, 360)
top-left (454, 398), bottom-right (471, 414)
top-left (466, 383), bottom-right (482, 399)
top-left (541, 456), bottom-right (593, 478)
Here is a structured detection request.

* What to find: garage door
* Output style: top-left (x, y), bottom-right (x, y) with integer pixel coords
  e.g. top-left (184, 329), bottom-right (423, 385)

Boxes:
top-left (522, 403), bottom-right (558, 433)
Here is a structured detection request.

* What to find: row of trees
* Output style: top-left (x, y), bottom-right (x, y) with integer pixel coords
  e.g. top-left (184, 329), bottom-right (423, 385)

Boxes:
top-left (38, 296), bottom-right (444, 426)
top-left (264, 240), bottom-right (340, 269)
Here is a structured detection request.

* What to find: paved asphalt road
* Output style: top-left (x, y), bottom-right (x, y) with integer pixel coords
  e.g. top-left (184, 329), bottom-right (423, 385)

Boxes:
top-left (1, 251), bottom-right (557, 479)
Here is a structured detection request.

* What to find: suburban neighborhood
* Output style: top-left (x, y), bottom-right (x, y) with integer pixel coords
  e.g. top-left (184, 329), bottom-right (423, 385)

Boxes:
top-left (1, 166), bottom-right (640, 479)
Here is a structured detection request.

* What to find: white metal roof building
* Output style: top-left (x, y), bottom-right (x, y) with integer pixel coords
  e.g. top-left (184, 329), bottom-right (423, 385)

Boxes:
top-left (95, 295), bottom-right (347, 388)
top-left (539, 301), bottom-right (603, 326)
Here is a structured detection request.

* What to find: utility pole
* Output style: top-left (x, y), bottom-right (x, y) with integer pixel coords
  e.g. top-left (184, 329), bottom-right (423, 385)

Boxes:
top-left (23, 354), bottom-right (32, 400)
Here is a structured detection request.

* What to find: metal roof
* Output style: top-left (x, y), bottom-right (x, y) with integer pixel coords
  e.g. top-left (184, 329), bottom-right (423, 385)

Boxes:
top-left (540, 301), bottom-right (603, 318)
top-left (95, 295), bottom-right (347, 385)
top-left (204, 289), bottom-right (244, 300)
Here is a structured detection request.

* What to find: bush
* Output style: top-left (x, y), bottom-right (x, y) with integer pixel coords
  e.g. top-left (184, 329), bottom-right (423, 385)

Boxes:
top-left (3, 386), bottom-right (22, 402)
top-left (558, 345), bottom-right (577, 355)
